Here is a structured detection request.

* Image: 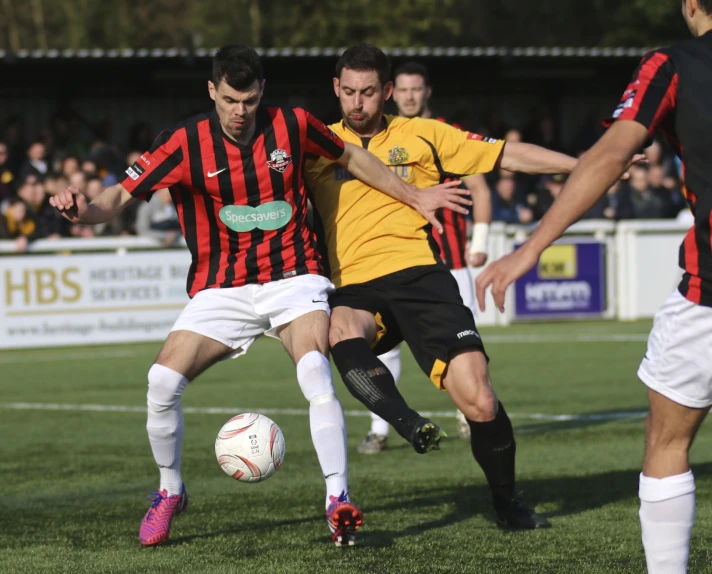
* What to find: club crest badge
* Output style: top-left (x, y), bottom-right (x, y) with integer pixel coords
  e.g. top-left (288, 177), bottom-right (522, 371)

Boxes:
top-left (267, 149), bottom-right (292, 172)
top-left (388, 145), bottom-right (409, 165)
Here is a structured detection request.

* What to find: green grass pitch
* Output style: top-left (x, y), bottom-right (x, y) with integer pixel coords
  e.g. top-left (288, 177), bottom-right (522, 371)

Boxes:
top-left (1, 320), bottom-right (711, 573)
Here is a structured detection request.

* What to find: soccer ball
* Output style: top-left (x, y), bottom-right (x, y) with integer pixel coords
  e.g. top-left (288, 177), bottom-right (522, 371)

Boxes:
top-left (215, 413), bottom-right (285, 483)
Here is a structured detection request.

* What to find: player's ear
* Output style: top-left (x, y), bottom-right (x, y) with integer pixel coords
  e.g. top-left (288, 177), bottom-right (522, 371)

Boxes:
top-left (383, 81), bottom-right (394, 101)
top-left (333, 77), bottom-right (340, 97)
top-left (259, 79), bottom-right (266, 98)
top-left (687, 0), bottom-right (697, 18)
top-left (208, 80), bottom-right (217, 102)
top-left (427, 86), bottom-right (433, 100)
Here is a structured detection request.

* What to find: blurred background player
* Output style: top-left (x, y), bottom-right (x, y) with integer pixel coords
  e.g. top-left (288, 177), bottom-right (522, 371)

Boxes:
top-left (476, 0), bottom-right (712, 569)
top-left (357, 61), bottom-right (492, 453)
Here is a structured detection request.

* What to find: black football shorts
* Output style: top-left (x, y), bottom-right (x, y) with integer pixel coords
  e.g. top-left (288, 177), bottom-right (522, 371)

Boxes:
top-left (329, 263), bottom-right (486, 389)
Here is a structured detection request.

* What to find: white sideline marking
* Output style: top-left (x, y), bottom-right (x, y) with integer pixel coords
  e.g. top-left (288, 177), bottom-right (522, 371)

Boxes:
top-left (0, 402), bottom-right (648, 422)
top-left (0, 333), bottom-right (648, 364)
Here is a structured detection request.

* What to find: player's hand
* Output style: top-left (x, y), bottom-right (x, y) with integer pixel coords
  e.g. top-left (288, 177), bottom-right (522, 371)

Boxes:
top-left (411, 180), bottom-right (472, 234)
top-left (49, 185), bottom-right (88, 223)
top-left (475, 246), bottom-right (539, 313)
top-left (468, 251), bottom-right (488, 268)
top-left (620, 153), bottom-right (648, 180)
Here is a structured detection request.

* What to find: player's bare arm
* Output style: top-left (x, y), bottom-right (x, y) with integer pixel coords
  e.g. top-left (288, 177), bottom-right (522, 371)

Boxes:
top-left (337, 141), bottom-right (472, 234)
top-left (49, 183), bottom-right (136, 225)
top-left (476, 120), bottom-right (649, 312)
top-left (499, 141), bottom-right (577, 174)
top-left (462, 175), bottom-right (492, 267)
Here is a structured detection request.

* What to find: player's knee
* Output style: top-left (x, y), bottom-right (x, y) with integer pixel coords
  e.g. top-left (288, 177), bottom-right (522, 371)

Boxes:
top-left (147, 363), bottom-right (189, 414)
top-left (461, 391), bottom-right (498, 422)
top-left (296, 351), bottom-right (336, 405)
top-left (452, 373), bottom-right (497, 421)
top-left (328, 320), bottom-right (351, 348)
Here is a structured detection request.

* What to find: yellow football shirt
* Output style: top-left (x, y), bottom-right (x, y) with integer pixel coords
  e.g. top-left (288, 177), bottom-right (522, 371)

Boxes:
top-left (304, 115), bottom-right (504, 288)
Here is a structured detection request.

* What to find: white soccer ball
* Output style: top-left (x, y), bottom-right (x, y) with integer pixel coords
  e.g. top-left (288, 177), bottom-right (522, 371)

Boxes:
top-left (215, 413), bottom-right (285, 483)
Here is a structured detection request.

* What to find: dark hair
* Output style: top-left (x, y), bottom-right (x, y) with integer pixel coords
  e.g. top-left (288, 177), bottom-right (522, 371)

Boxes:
top-left (700, 0), bottom-right (712, 14)
top-left (212, 44), bottom-right (264, 90)
top-left (394, 61), bottom-right (430, 86)
top-left (335, 43), bottom-right (391, 87)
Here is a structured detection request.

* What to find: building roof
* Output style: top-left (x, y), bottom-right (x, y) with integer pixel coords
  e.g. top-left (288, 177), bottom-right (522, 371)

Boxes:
top-left (0, 46), bottom-right (653, 60)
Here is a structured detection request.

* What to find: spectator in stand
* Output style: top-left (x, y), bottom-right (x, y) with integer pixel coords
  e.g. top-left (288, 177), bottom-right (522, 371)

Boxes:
top-left (16, 178), bottom-right (65, 239)
top-left (586, 180), bottom-right (635, 220)
top-left (82, 160), bottom-right (98, 177)
top-left (18, 141), bottom-right (49, 182)
top-left (3, 116), bottom-right (25, 176)
top-left (85, 177), bottom-right (103, 202)
top-left (69, 171), bottom-right (87, 196)
top-left (644, 139), bottom-right (677, 178)
top-left (136, 188), bottom-right (182, 246)
top-left (524, 104), bottom-right (561, 151)
top-left (527, 174), bottom-right (566, 221)
top-left (492, 176), bottom-right (533, 224)
top-left (43, 174), bottom-right (69, 198)
top-left (0, 198), bottom-right (35, 252)
top-left (628, 165), bottom-right (663, 219)
top-left (0, 142), bottom-right (14, 201)
top-left (62, 156), bottom-right (80, 178)
top-left (648, 164), bottom-right (684, 219)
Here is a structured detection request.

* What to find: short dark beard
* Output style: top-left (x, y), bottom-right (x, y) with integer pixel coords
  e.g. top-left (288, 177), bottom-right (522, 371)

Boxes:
top-left (341, 104), bottom-right (385, 136)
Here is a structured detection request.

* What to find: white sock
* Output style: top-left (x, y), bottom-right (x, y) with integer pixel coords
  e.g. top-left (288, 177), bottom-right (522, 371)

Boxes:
top-left (639, 470), bottom-right (696, 574)
top-left (146, 364), bottom-right (189, 496)
top-left (371, 347), bottom-right (402, 436)
top-left (296, 351), bottom-right (348, 508)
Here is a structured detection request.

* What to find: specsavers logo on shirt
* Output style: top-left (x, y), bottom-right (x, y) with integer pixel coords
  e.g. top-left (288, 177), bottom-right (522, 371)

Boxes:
top-left (219, 201), bottom-right (293, 232)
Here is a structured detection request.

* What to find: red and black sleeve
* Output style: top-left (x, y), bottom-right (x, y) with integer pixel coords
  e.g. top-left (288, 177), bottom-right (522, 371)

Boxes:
top-left (606, 50), bottom-right (678, 137)
top-left (300, 110), bottom-right (345, 160)
top-left (120, 128), bottom-right (186, 201)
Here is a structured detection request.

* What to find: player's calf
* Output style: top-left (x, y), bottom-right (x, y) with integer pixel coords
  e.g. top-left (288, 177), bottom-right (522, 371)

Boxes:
top-left (295, 350), bottom-right (350, 508)
top-left (331, 337), bottom-right (426, 447)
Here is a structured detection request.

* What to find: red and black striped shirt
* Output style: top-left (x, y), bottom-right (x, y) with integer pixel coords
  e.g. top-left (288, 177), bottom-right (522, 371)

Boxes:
top-left (609, 35), bottom-right (712, 306)
top-left (121, 107), bottom-right (344, 297)
top-left (432, 116), bottom-right (467, 270)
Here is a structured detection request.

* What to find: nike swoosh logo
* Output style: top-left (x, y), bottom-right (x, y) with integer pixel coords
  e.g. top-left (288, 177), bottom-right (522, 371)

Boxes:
top-left (207, 168), bottom-right (227, 178)
top-left (312, 299), bottom-right (327, 303)
top-left (324, 473), bottom-right (338, 479)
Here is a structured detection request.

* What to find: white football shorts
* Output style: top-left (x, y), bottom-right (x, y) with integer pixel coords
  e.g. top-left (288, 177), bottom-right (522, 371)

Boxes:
top-left (450, 267), bottom-right (476, 316)
top-left (638, 289), bottom-right (712, 408)
top-left (171, 274), bottom-right (333, 359)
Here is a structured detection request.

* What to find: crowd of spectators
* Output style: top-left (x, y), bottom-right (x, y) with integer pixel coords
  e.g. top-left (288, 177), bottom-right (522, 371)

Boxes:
top-left (0, 108), bottom-right (691, 253)
top-left (468, 111), bottom-right (689, 226)
top-left (0, 116), bottom-right (180, 252)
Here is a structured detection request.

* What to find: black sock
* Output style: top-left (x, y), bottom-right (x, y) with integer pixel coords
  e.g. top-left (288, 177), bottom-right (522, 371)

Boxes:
top-left (331, 338), bottom-right (422, 441)
top-left (467, 402), bottom-right (516, 510)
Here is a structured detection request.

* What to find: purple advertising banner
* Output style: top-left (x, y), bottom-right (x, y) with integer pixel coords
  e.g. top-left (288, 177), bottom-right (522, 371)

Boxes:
top-left (514, 241), bottom-right (606, 319)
